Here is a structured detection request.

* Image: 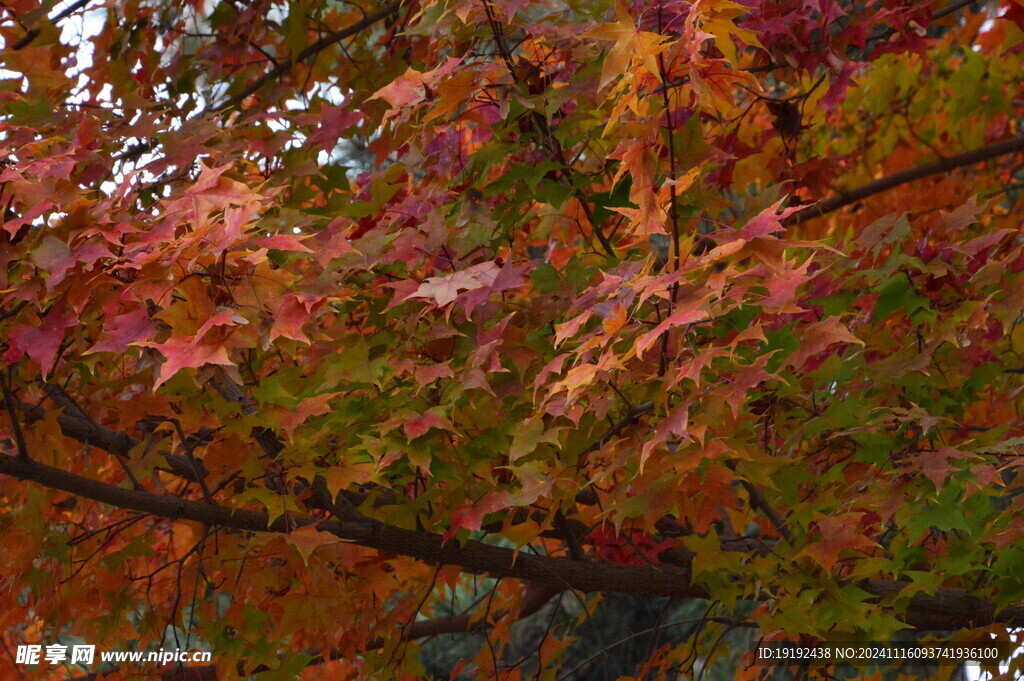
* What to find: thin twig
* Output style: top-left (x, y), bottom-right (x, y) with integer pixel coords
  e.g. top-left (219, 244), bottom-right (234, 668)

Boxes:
top-left (656, 7), bottom-right (682, 377)
top-left (0, 300), bottom-right (28, 322)
top-left (479, 0), bottom-right (616, 257)
top-left (169, 418), bottom-right (214, 503)
top-left (737, 480), bottom-right (791, 541)
top-left (0, 370), bottom-right (29, 460)
top-left (649, 0), bottom-right (982, 98)
top-left (8, 0), bottom-right (93, 51)
top-left (222, 0), bottom-right (403, 108)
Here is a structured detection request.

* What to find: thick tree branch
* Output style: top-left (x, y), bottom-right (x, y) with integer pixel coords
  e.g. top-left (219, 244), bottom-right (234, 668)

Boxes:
top-left (3, 451), bottom-right (1024, 631)
top-left (17, 393), bottom-right (203, 481)
top-left (23, 384), bottom-right (999, 634)
top-left (17, 390), bottom-right (1013, 634)
top-left (786, 135), bottom-right (1024, 225)
top-left (0, 453), bottom-right (701, 596)
top-left (223, 0), bottom-right (403, 108)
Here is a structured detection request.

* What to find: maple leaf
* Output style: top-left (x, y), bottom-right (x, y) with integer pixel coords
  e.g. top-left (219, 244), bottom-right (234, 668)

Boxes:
top-left (584, 2), bottom-right (669, 90)
top-left (785, 318), bottom-right (863, 369)
top-left (285, 525), bottom-right (342, 566)
top-left (640, 402), bottom-right (690, 469)
top-left (137, 311), bottom-right (245, 387)
top-left (306, 106), bottom-right (363, 152)
top-left (86, 307), bottom-right (155, 354)
top-left (399, 410), bottom-right (455, 441)
top-left (141, 335), bottom-right (236, 388)
top-left (443, 491), bottom-right (512, 543)
top-left (279, 393), bottom-right (341, 439)
top-left (314, 220), bottom-right (359, 268)
top-left (3, 307), bottom-right (76, 378)
top-left (736, 201), bottom-right (801, 240)
top-left (184, 161), bottom-right (258, 212)
top-left (798, 513), bottom-right (878, 572)
top-left (509, 416), bottom-right (563, 463)
top-left (554, 311), bottom-right (592, 346)
top-left (268, 293), bottom-right (325, 344)
top-left (31, 235), bottom-right (112, 291)
top-left (913, 446), bottom-right (981, 492)
top-left (406, 261), bottom-right (501, 307)
top-left (370, 67), bottom-right (427, 117)
top-left (697, 0), bottom-right (764, 66)
top-left (259, 234), bottom-right (314, 252)
top-left (188, 161), bottom-right (232, 193)
top-left (633, 288), bottom-right (715, 359)
top-left (413, 361), bottom-right (454, 388)
top-left (757, 261), bottom-right (813, 312)
top-left (718, 353), bottom-right (779, 417)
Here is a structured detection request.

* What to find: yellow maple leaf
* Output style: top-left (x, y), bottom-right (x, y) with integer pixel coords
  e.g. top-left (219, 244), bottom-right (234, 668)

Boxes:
top-left (695, 0), bottom-right (764, 66)
top-left (584, 2), bottom-right (669, 90)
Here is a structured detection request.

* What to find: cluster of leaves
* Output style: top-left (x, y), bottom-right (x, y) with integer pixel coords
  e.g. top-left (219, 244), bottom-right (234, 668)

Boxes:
top-left (1, 0), bottom-right (1024, 679)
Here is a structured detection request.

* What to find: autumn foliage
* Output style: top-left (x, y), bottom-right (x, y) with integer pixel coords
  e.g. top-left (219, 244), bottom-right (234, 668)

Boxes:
top-left (2, 0), bottom-right (1024, 679)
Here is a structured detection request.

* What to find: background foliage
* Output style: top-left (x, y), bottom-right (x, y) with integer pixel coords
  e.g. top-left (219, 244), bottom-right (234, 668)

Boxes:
top-left (2, 0), bottom-right (1024, 679)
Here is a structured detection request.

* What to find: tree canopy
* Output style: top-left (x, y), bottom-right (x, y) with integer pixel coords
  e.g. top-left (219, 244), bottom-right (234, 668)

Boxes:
top-left (2, 0), bottom-right (1024, 679)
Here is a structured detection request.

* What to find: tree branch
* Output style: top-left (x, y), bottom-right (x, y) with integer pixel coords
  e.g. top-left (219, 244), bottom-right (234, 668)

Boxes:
top-left (69, 586), bottom-right (565, 681)
top-left (7, 0), bottom-right (94, 52)
top-left (786, 135), bottom-right (1024, 225)
top-left (736, 479), bottom-right (791, 541)
top-left (591, 402), bottom-right (654, 452)
top-left (36, 382), bottom-right (134, 454)
top-left (479, 1), bottom-right (616, 257)
top-left (861, 0), bottom-right (981, 51)
top-left (222, 0), bottom-right (403, 108)
top-left (0, 452), bottom-right (701, 596)
top-left (0, 371), bottom-right (29, 459)
top-left (17, 391), bottom-right (1014, 634)
top-left (2, 450), bottom-right (1024, 631)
